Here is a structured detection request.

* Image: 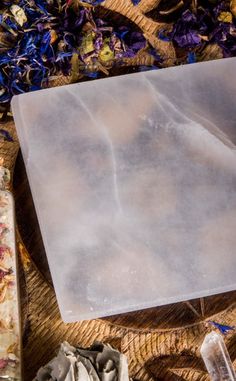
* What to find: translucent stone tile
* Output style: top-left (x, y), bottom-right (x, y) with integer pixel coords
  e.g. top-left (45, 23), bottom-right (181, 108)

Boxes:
top-left (12, 58), bottom-right (236, 322)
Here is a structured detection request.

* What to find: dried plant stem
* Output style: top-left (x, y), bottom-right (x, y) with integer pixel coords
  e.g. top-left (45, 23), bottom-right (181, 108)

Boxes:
top-left (185, 301), bottom-right (201, 318)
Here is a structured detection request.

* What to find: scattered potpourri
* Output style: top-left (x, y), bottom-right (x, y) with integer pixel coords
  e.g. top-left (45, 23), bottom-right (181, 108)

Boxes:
top-left (1, 0), bottom-right (236, 113)
top-left (160, 0), bottom-right (236, 63)
top-left (0, 0), bottom-right (148, 112)
top-left (0, 168), bottom-right (21, 380)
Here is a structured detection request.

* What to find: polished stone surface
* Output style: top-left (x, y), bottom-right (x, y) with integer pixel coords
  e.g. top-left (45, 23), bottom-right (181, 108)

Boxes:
top-left (12, 58), bottom-right (236, 322)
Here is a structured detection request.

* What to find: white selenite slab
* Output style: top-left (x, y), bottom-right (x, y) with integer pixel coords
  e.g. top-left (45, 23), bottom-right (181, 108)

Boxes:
top-left (12, 58), bottom-right (236, 322)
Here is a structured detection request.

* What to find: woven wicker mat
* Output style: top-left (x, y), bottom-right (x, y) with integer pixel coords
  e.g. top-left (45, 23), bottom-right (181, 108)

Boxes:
top-left (1, 1), bottom-right (235, 380)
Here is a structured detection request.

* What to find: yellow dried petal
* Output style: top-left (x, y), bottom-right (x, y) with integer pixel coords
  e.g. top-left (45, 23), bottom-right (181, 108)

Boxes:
top-left (99, 43), bottom-right (114, 63)
top-left (0, 264), bottom-right (9, 272)
top-left (217, 11), bottom-right (233, 23)
top-left (70, 53), bottom-right (80, 83)
top-left (50, 30), bottom-right (58, 44)
top-left (0, 319), bottom-right (7, 330)
top-left (10, 5), bottom-right (27, 27)
top-left (4, 274), bottom-right (14, 282)
top-left (7, 342), bottom-right (18, 354)
top-left (80, 32), bottom-right (95, 55)
top-left (0, 195), bottom-right (8, 207)
top-left (199, 34), bottom-right (209, 41)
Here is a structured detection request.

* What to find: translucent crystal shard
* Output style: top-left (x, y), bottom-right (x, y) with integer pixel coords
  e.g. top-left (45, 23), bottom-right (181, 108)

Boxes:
top-left (200, 331), bottom-right (236, 381)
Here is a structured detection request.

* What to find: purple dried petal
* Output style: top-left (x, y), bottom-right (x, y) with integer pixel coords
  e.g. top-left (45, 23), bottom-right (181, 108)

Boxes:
top-left (75, 9), bottom-right (86, 27)
top-left (96, 18), bottom-right (106, 27)
top-left (94, 34), bottom-right (103, 52)
top-left (130, 41), bottom-right (145, 50)
top-left (78, 0), bottom-right (104, 4)
top-left (182, 10), bottom-right (197, 23)
top-left (0, 0), bottom-right (148, 106)
top-left (120, 49), bottom-right (136, 58)
top-left (173, 31), bottom-right (201, 47)
top-left (0, 129), bottom-right (13, 142)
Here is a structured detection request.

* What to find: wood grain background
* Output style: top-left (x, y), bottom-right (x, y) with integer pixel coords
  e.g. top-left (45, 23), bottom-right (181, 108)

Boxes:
top-left (0, 0), bottom-right (235, 378)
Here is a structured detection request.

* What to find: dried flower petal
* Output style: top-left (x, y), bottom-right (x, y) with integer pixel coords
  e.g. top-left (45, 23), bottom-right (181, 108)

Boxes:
top-left (0, 223), bottom-right (9, 240)
top-left (0, 129), bottom-right (13, 142)
top-left (0, 359), bottom-right (8, 370)
top-left (10, 5), bottom-right (27, 27)
top-left (99, 41), bottom-right (114, 62)
top-left (50, 30), bottom-right (58, 44)
top-left (217, 11), bottom-right (233, 23)
top-left (208, 321), bottom-right (235, 334)
top-left (0, 197), bottom-right (8, 208)
top-left (0, 189), bottom-right (21, 380)
top-left (0, 246), bottom-right (12, 260)
top-left (7, 343), bottom-right (18, 355)
top-left (170, 0), bottom-right (236, 60)
top-left (0, 0), bottom-right (149, 108)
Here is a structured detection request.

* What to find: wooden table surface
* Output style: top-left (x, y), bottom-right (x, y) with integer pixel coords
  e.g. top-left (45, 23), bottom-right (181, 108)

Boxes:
top-left (0, 0), bottom-right (234, 378)
top-left (13, 151), bottom-right (236, 381)
top-left (0, 0), bottom-right (236, 374)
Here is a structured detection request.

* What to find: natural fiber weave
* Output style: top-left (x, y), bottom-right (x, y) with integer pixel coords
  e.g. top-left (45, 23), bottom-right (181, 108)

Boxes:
top-left (18, 251), bottom-right (236, 381)
top-left (0, 1), bottom-right (235, 380)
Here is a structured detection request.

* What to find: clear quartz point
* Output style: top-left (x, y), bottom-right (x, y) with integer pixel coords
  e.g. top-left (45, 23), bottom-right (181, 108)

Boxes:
top-left (200, 331), bottom-right (236, 381)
